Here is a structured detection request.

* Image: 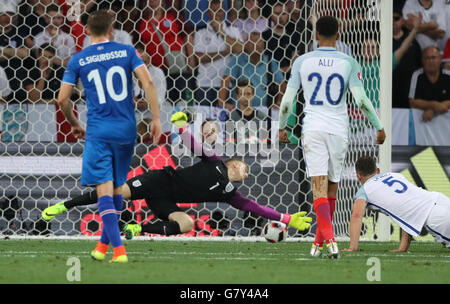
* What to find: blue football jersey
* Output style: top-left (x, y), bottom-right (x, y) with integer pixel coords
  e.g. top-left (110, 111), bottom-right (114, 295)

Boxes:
top-left (63, 41), bottom-right (145, 144)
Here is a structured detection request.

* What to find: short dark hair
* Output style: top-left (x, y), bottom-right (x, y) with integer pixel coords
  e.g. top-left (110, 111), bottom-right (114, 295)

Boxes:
top-left (135, 43), bottom-right (145, 52)
top-left (316, 16), bottom-right (339, 38)
top-left (210, 0), bottom-right (222, 6)
top-left (87, 10), bottom-right (113, 36)
top-left (237, 79), bottom-right (254, 93)
top-left (40, 43), bottom-right (56, 56)
top-left (422, 45), bottom-right (441, 57)
top-left (137, 118), bottom-right (152, 134)
top-left (355, 156), bottom-right (377, 177)
top-left (46, 4), bottom-right (60, 14)
top-left (201, 118), bottom-right (219, 129)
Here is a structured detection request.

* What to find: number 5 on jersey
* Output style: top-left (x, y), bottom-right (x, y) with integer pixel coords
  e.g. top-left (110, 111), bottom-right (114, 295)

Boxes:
top-left (382, 176), bottom-right (408, 194)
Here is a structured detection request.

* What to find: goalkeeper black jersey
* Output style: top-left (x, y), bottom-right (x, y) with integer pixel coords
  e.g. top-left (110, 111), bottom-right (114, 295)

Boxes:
top-left (163, 160), bottom-right (236, 203)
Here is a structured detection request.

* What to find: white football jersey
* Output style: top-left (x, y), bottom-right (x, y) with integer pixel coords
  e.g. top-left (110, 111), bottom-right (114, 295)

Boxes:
top-left (355, 172), bottom-right (440, 236)
top-left (288, 47), bottom-right (363, 138)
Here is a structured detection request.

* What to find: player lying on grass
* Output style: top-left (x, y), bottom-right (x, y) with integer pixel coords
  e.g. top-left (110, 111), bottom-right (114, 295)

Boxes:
top-left (343, 156), bottom-right (450, 252)
top-left (42, 111), bottom-right (312, 239)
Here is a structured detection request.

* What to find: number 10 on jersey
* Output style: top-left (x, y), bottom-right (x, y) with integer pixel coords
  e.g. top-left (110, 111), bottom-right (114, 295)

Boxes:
top-left (87, 66), bottom-right (128, 104)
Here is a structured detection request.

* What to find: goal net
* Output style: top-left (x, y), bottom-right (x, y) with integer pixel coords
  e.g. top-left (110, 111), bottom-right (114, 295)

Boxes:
top-left (0, 0), bottom-right (388, 240)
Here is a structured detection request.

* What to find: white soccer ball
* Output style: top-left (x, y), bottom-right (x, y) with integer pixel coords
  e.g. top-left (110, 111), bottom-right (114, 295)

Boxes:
top-left (263, 221), bottom-right (287, 243)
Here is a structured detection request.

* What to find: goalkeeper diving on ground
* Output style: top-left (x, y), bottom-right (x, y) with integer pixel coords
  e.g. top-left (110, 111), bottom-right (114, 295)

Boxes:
top-left (42, 111), bottom-right (312, 245)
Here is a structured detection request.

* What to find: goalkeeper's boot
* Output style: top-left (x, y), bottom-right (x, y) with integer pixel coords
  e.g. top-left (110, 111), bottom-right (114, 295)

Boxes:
top-left (42, 201), bottom-right (68, 221)
top-left (124, 224), bottom-right (142, 240)
top-left (310, 243), bottom-right (323, 258)
top-left (326, 239), bottom-right (339, 259)
top-left (110, 246), bottom-right (128, 263)
top-left (91, 241), bottom-right (109, 261)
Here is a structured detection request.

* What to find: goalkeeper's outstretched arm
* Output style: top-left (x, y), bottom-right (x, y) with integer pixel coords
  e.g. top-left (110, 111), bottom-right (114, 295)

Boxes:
top-left (228, 190), bottom-right (312, 231)
top-left (350, 86), bottom-right (386, 144)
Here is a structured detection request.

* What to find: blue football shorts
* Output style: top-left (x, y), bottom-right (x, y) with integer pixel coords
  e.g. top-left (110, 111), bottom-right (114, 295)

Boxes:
top-left (81, 140), bottom-right (134, 188)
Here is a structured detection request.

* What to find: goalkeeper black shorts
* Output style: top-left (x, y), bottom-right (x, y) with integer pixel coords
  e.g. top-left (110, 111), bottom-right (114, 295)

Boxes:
top-left (126, 170), bottom-right (181, 221)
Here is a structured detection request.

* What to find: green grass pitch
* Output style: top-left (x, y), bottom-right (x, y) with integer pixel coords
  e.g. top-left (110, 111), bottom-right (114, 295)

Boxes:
top-left (0, 239), bottom-right (449, 284)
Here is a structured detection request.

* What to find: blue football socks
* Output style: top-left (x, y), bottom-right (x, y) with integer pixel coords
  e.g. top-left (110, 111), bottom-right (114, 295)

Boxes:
top-left (98, 195), bottom-right (122, 248)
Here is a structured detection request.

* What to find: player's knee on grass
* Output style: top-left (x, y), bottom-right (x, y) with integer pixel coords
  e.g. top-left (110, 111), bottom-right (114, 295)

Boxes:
top-left (169, 212), bottom-right (194, 233)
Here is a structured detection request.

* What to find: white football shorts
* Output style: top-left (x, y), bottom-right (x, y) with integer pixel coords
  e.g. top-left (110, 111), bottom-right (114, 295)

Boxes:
top-left (425, 193), bottom-right (450, 248)
top-left (301, 131), bottom-right (348, 183)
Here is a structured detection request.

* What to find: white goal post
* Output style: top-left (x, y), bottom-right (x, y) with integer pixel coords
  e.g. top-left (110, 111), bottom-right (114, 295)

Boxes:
top-left (377, 0), bottom-right (393, 241)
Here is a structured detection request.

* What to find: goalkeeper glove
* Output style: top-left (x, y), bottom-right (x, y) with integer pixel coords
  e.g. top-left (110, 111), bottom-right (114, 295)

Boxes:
top-left (287, 211), bottom-right (312, 231)
top-left (170, 109), bottom-right (195, 128)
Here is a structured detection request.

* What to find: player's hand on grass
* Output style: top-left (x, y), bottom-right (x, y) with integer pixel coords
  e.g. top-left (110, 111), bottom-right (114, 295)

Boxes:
top-left (279, 129), bottom-right (290, 143)
top-left (288, 211), bottom-right (312, 231)
top-left (150, 118), bottom-right (162, 143)
top-left (71, 124), bottom-right (85, 140)
top-left (375, 128), bottom-right (386, 145)
top-left (389, 248), bottom-right (408, 253)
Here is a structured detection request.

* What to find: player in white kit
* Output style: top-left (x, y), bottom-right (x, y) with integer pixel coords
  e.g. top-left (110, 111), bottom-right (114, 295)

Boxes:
top-left (278, 16), bottom-right (386, 258)
top-left (344, 156), bottom-right (450, 252)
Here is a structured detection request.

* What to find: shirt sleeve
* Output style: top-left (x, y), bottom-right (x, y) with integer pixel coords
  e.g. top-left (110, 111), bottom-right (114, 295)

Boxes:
top-left (354, 186), bottom-right (368, 202)
top-left (272, 61), bottom-right (285, 84)
top-left (66, 35), bottom-right (76, 58)
top-left (436, 5), bottom-right (447, 31)
top-left (83, 36), bottom-right (91, 48)
top-left (278, 86), bottom-right (298, 130)
top-left (227, 190), bottom-right (282, 221)
top-left (178, 127), bottom-right (222, 162)
top-left (33, 33), bottom-right (43, 49)
top-left (402, 1), bottom-right (415, 19)
top-left (122, 32), bottom-right (133, 46)
top-left (62, 56), bottom-right (79, 85)
top-left (224, 54), bottom-right (238, 77)
top-left (349, 58), bottom-right (364, 89)
top-left (228, 25), bottom-right (244, 42)
top-left (408, 69), bottom-right (421, 99)
top-left (129, 46), bottom-right (146, 71)
top-left (193, 30), bottom-right (206, 53)
top-left (0, 66), bottom-right (11, 98)
top-left (287, 56), bottom-right (302, 90)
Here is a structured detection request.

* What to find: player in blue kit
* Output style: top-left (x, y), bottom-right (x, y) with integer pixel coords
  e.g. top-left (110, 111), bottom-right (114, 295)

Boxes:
top-left (57, 10), bottom-right (162, 263)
